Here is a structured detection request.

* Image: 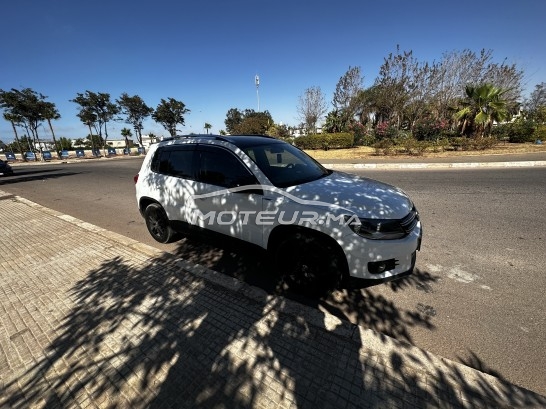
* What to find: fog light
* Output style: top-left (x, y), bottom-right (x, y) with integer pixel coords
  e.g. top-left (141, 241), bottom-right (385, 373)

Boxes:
top-left (368, 259), bottom-right (397, 274)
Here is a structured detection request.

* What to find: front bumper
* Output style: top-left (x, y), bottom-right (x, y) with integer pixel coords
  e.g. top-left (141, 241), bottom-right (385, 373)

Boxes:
top-left (341, 221), bottom-right (422, 280)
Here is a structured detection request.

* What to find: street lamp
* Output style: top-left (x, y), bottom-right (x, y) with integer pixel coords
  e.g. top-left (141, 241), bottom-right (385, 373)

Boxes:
top-left (255, 74), bottom-right (260, 112)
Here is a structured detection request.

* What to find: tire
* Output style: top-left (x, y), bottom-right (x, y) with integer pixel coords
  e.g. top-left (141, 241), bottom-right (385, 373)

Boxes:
top-left (275, 232), bottom-right (345, 294)
top-left (144, 203), bottom-right (177, 243)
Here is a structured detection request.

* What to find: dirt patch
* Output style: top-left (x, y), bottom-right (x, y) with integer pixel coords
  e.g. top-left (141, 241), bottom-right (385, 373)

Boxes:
top-left (304, 143), bottom-right (546, 161)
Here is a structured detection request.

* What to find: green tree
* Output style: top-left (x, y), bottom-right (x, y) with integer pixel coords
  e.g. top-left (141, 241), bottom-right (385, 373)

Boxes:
top-left (235, 116), bottom-right (266, 134)
top-left (268, 123), bottom-right (290, 138)
top-left (85, 134), bottom-right (104, 149)
top-left (204, 123), bottom-right (212, 134)
top-left (0, 88), bottom-right (55, 161)
top-left (525, 82), bottom-right (546, 123)
top-left (323, 110), bottom-right (345, 133)
top-left (116, 93), bottom-right (153, 147)
top-left (224, 108), bottom-right (243, 134)
top-left (2, 112), bottom-right (26, 159)
top-left (71, 91), bottom-right (119, 153)
top-left (18, 136), bottom-right (35, 153)
top-left (229, 109), bottom-right (273, 135)
top-left (121, 127), bottom-right (132, 149)
top-left (78, 109), bottom-right (98, 151)
top-left (455, 84), bottom-right (509, 137)
top-left (42, 101), bottom-right (62, 158)
top-left (58, 137), bottom-right (73, 150)
top-left (332, 66), bottom-right (363, 131)
top-left (152, 98), bottom-right (190, 137)
top-left (351, 87), bottom-right (380, 127)
top-left (372, 47), bottom-right (419, 128)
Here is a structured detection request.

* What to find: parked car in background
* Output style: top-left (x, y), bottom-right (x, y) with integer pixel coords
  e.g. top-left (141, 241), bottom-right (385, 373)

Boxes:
top-left (135, 135), bottom-right (422, 291)
top-left (0, 159), bottom-right (14, 176)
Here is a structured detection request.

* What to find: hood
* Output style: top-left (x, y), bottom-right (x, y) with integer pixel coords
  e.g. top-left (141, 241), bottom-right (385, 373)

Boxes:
top-left (283, 171), bottom-right (413, 219)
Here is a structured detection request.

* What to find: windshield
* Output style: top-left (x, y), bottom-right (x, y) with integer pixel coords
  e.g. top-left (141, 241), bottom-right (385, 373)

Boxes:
top-left (242, 142), bottom-right (330, 187)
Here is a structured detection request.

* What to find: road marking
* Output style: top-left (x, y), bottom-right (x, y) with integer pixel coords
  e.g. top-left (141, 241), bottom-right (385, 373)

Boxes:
top-left (447, 265), bottom-right (479, 283)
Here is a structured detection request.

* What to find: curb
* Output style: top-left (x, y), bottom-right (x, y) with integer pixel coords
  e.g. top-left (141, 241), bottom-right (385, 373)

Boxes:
top-left (7, 155), bottom-right (546, 171)
top-left (7, 155), bottom-right (143, 167)
top-left (4, 189), bottom-right (545, 406)
top-left (322, 160), bottom-right (546, 170)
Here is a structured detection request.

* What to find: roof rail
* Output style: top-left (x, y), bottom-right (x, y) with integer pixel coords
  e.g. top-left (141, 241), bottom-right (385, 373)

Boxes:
top-left (160, 133), bottom-right (275, 144)
top-left (160, 134), bottom-right (218, 143)
top-left (225, 134), bottom-right (276, 139)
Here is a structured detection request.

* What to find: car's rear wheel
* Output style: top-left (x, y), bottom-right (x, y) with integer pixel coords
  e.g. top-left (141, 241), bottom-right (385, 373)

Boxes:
top-left (275, 231), bottom-right (345, 294)
top-left (144, 203), bottom-right (177, 243)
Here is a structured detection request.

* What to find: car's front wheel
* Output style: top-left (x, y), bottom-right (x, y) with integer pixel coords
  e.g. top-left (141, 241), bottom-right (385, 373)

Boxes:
top-left (144, 203), bottom-right (178, 243)
top-left (275, 232), bottom-right (346, 294)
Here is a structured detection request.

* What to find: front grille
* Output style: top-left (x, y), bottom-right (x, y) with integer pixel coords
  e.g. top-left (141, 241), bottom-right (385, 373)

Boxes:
top-left (400, 208), bottom-right (419, 234)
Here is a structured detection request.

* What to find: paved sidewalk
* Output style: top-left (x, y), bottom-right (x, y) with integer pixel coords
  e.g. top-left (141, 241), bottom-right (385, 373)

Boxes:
top-left (0, 190), bottom-right (545, 408)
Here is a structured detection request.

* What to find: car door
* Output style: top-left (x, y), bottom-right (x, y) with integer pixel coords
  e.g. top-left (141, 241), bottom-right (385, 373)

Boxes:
top-left (152, 145), bottom-right (197, 223)
top-left (191, 145), bottom-right (263, 244)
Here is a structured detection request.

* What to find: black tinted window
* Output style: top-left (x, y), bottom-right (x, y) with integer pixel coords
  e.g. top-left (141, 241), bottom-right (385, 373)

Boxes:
top-left (155, 146), bottom-right (194, 178)
top-left (196, 147), bottom-right (256, 188)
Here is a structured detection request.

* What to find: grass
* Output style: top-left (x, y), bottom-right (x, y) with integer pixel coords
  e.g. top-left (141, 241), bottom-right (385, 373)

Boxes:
top-left (304, 142), bottom-right (546, 161)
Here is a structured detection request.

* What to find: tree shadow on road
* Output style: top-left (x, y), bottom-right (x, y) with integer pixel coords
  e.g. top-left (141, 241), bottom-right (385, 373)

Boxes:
top-left (0, 168), bottom-right (81, 185)
top-left (1, 247), bottom-right (545, 407)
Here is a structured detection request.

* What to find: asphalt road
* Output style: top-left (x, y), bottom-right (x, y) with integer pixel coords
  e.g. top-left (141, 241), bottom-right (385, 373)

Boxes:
top-left (2, 157), bottom-right (545, 395)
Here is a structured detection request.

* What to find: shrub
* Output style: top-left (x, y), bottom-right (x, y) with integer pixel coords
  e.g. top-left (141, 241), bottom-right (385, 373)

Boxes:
top-left (348, 122), bottom-right (374, 146)
top-left (491, 123), bottom-right (511, 141)
top-left (470, 137), bottom-right (498, 150)
top-left (413, 118), bottom-right (450, 141)
top-left (394, 137), bottom-right (429, 156)
top-left (430, 138), bottom-right (450, 152)
top-left (374, 121), bottom-right (399, 140)
top-left (293, 133), bottom-right (354, 150)
top-left (373, 139), bottom-right (396, 155)
top-left (532, 125), bottom-right (546, 142)
top-left (439, 128), bottom-right (459, 139)
top-left (492, 120), bottom-right (536, 143)
top-left (293, 135), bottom-right (323, 150)
top-left (359, 133), bottom-right (376, 146)
top-left (449, 137), bottom-right (472, 151)
top-left (508, 121), bottom-right (536, 143)
top-left (327, 133), bottom-right (354, 149)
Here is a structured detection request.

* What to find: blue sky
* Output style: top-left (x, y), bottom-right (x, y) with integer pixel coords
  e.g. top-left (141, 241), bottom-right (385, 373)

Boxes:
top-left (1, 0), bottom-right (545, 142)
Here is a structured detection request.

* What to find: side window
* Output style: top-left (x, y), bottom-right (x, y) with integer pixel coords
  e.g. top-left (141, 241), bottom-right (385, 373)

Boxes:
top-left (158, 150), bottom-right (171, 173)
top-left (150, 148), bottom-right (162, 172)
top-left (196, 147), bottom-right (256, 188)
top-left (155, 146), bottom-right (194, 179)
top-left (167, 149), bottom-right (194, 178)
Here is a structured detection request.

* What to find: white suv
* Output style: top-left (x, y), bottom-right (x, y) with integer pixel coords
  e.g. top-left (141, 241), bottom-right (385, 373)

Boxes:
top-left (135, 135), bottom-right (422, 290)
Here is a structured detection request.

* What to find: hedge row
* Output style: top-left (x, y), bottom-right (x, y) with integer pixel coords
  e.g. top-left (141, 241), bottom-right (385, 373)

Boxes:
top-left (293, 133), bottom-right (354, 150)
top-left (373, 137), bottom-right (500, 156)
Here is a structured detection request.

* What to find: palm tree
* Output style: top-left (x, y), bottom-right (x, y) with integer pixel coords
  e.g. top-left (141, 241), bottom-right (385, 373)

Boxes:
top-left (204, 123), bottom-right (212, 134)
top-left (121, 127), bottom-right (132, 151)
top-left (455, 84), bottom-right (509, 137)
